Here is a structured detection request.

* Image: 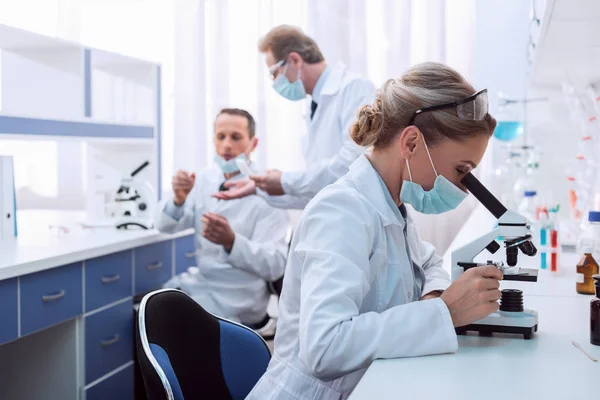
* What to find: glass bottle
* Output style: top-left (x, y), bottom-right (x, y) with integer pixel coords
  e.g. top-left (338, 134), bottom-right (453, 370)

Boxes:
top-left (591, 274), bottom-right (600, 346)
top-left (577, 253), bottom-right (599, 294)
top-left (577, 211), bottom-right (600, 294)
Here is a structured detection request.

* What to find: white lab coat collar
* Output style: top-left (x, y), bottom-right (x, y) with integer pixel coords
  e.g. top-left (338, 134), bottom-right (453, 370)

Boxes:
top-left (347, 155), bottom-right (407, 228)
top-left (320, 62), bottom-right (348, 98)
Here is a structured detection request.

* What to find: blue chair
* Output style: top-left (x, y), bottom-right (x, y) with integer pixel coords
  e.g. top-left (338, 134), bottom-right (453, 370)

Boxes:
top-left (136, 289), bottom-right (271, 400)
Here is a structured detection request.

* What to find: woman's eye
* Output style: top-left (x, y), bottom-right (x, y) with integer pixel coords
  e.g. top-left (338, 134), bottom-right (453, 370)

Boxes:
top-left (457, 166), bottom-right (471, 175)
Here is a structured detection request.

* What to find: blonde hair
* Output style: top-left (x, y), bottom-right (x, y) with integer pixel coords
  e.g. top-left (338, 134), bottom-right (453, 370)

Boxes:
top-left (350, 62), bottom-right (497, 148)
top-left (258, 25), bottom-right (324, 64)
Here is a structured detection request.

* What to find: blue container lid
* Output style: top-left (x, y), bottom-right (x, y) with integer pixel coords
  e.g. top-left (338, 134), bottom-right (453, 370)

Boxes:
top-left (524, 191), bottom-right (537, 197)
top-left (589, 211), bottom-right (600, 222)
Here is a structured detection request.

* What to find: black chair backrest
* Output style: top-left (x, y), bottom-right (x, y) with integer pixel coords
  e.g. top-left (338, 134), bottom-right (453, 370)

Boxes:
top-left (136, 289), bottom-right (271, 400)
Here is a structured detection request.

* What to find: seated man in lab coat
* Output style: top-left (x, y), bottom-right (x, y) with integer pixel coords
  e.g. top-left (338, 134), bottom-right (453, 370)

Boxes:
top-left (214, 25), bottom-right (375, 209)
top-left (156, 108), bottom-right (290, 335)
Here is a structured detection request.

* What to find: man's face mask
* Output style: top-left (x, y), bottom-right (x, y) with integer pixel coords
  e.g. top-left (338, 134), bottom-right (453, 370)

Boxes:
top-left (400, 135), bottom-right (468, 214)
top-left (214, 153), bottom-right (249, 174)
top-left (271, 59), bottom-right (306, 101)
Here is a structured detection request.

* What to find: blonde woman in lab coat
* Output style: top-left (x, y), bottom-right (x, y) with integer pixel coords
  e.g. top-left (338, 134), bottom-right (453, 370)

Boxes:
top-left (247, 62), bottom-right (503, 400)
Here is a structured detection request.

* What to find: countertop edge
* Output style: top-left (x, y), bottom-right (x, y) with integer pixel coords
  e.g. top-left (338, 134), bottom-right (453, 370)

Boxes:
top-left (0, 228), bottom-right (195, 280)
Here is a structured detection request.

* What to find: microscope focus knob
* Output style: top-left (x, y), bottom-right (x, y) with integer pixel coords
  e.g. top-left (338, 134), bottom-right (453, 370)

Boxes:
top-left (486, 240), bottom-right (501, 254)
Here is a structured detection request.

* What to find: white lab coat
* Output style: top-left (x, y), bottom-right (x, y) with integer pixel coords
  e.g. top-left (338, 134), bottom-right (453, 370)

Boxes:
top-left (155, 166), bottom-right (290, 325)
top-left (247, 155), bottom-right (458, 400)
top-left (258, 62), bottom-right (375, 209)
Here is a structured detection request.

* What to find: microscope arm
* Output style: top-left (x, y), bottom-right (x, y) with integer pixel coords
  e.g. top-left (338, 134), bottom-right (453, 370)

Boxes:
top-left (450, 227), bottom-right (500, 280)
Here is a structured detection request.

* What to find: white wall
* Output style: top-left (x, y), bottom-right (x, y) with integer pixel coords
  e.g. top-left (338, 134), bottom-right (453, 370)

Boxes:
top-left (471, 0), bottom-right (582, 222)
top-left (474, 0), bottom-right (531, 118)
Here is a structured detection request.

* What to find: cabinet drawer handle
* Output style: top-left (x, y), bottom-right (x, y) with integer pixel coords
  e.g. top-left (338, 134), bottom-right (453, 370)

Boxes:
top-left (184, 252), bottom-right (196, 259)
top-left (147, 262), bottom-right (163, 271)
top-left (101, 334), bottom-right (120, 347)
top-left (42, 290), bottom-right (66, 302)
top-left (101, 274), bottom-right (120, 284)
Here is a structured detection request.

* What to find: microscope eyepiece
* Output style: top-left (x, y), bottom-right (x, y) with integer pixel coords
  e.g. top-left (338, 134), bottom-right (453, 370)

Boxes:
top-left (461, 173), bottom-right (508, 219)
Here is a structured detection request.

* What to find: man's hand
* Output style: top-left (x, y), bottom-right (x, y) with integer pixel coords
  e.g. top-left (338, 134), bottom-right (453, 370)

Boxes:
top-left (201, 213), bottom-right (235, 252)
top-left (253, 169), bottom-right (284, 195)
top-left (211, 179), bottom-right (257, 200)
top-left (172, 170), bottom-right (196, 206)
top-left (440, 265), bottom-right (503, 327)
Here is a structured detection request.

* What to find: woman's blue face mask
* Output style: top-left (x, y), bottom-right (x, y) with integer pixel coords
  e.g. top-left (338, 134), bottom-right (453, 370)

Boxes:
top-left (400, 136), bottom-right (468, 214)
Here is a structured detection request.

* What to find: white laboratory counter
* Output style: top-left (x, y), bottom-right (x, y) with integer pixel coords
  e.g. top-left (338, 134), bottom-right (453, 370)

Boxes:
top-left (350, 205), bottom-right (598, 400)
top-left (0, 210), bottom-right (194, 280)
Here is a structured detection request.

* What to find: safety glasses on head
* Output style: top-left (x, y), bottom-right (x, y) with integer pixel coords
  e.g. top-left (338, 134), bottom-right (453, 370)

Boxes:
top-left (269, 59), bottom-right (287, 80)
top-left (408, 89), bottom-right (489, 126)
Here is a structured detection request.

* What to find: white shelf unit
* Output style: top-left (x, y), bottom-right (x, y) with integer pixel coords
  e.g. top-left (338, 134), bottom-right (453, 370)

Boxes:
top-left (0, 23), bottom-right (163, 217)
top-left (529, 0), bottom-right (600, 89)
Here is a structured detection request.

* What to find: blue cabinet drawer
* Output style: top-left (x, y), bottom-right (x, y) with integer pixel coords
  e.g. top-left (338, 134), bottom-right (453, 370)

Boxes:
top-left (20, 263), bottom-right (83, 336)
top-left (0, 278), bottom-right (18, 344)
top-left (86, 250), bottom-right (133, 312)
top-left (86, 364), bottom-right (134, 400)
top-left (85, 300), bottom-right (134, 384)
top-left (175, 235), bottom-right (196, 274)
top-left (134, 241), bottom-right (172, 294)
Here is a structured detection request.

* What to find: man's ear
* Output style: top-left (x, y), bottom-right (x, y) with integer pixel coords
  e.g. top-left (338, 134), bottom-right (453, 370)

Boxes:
top-left (246, 137), bottom-right (258, 156)
top-left (288, 51), bottom-right (303, 68)
top-left (398, 126), bottom-right (421, 160)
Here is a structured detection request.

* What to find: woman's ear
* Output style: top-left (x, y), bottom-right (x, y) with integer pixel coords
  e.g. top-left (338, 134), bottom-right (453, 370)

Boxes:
top-left (398, 126), bottom-right (421, 160)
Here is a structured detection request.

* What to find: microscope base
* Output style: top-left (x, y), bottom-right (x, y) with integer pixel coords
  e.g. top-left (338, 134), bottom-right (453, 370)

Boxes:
top-left (115, 217), bottom-right (153, 230)
top-left (455, 309), bottom-right (538, 340)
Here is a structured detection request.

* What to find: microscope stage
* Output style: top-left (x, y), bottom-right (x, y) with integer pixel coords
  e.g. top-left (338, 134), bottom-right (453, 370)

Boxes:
top-left (502, 268), bottom-right (538, 282)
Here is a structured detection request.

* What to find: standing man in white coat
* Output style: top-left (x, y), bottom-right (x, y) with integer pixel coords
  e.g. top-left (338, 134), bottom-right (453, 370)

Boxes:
top-left (213, 25), bottom-right (375, 209)
top-left (156, 108), bottom-right (289, 334)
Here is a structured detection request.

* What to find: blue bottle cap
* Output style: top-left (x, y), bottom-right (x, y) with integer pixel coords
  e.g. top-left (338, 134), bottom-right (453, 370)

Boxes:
top-left (588, 211), bottom-right (600, 222)
top-left (524, 191), bottom-right (537, 197)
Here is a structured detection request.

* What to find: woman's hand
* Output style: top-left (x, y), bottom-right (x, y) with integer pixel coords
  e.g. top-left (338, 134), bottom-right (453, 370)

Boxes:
top-left (440, 265), bottom-right (503, 327)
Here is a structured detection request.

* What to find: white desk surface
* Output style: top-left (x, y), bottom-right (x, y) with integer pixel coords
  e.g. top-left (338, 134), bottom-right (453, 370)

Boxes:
top-left (350, 206), bottom-right (599, 400)
top-left (0, 210), bottom-right (194, 280)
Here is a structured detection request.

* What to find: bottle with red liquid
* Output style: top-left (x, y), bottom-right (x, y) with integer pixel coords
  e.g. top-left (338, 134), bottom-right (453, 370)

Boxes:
top-left (591, 274), bottom-right (600, 346)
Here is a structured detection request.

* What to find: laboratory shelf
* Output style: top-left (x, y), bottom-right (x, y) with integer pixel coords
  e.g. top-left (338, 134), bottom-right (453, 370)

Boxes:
top-left (0, 22), bottom-right (163, 204)
top-left (529, 0), bottom-right (600, 89)
top-left (0, 115), bottom-right (154, 139)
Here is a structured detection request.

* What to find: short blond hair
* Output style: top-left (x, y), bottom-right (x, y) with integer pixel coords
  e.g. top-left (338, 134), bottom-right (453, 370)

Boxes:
top-left (258, 25), bottom-right (324, 64)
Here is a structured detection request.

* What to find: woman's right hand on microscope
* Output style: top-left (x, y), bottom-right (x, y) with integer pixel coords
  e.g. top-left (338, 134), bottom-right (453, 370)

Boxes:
top-left (440, 265), bottom-right (503, 328)
top-left (172, 170), bottom-right (196, 206)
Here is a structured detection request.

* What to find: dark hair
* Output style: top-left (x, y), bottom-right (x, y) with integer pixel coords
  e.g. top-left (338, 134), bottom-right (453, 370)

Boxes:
top-left (258, 25), bottom-right (324, 64)
top-left (216, 108), bottom-right (256, 138)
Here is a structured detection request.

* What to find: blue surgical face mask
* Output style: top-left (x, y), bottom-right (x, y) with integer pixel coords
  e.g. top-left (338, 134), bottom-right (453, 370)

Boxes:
top-left (273, 62), bottom-right (306, 101)
top-left (214, 153), bottom-right (248, 174)
top-left (400, 137), bottom-right (468, 214)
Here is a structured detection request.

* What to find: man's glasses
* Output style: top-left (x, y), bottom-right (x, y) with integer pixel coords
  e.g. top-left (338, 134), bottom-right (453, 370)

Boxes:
top-left (268, 59), bottom-right (286, 80)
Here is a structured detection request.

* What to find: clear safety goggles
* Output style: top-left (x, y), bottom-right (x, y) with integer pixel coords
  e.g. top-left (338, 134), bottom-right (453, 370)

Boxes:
top-left (268, 59), bottom-right (287, 80)
top-left (408, 89), bottom-right (489, 125)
